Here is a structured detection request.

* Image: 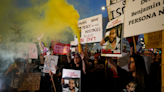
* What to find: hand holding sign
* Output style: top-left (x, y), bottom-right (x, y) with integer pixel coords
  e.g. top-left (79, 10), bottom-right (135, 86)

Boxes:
top-left (43, 55), bottom-right (58, 74)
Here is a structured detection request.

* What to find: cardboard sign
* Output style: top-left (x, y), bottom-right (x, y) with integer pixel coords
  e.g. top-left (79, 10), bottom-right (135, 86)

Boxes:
top-left (106, 0), bottom-right (125, 21)
top-left (53, 42), bottom-right (70, 55)
top-left (124, 0), bottom-right (164, 37)
top-left (29, 43), bottom-right (38, 59)
top-left (62, 69), bottom-right (81, 92)
top-left (17, 73), bottom-right (41, 91)
top-left (144, 31), bottom-right (162, 49)
top-left (43, 55), bottom-right (58, 74)
top-left (101, 15), bottom-right (124, 57)
top-left (76, 14), bottom-right (103, 43)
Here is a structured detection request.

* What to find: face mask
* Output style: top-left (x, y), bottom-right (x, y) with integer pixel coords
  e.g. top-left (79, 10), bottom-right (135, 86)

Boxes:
top-left (143, 56), bottom-right (152, 74)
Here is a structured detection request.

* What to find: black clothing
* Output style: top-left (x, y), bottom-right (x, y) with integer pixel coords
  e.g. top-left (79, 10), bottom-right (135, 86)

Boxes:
top-left (116, 66), bottom-right (146, 92)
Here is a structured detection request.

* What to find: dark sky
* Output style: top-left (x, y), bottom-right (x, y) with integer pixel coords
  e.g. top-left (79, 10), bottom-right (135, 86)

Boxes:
top-left (67, 0), bottom-right (108, 20)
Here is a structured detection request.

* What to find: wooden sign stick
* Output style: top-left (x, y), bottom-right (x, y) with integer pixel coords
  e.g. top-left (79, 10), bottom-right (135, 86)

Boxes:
top-left (45, 38), bottom-right (57, 92)
top-left (161, 30), bottom-right (164, 92)
top-left (132, 36), bottom-right (137, 54)
top-left (45, 57), bottom-right (57, 92)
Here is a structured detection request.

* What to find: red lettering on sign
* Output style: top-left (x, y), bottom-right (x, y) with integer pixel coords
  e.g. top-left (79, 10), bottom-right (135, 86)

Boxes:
top-left (80, 38), bottom-right (84, 42)
top-left (86, 37), bottom-right (96, 42)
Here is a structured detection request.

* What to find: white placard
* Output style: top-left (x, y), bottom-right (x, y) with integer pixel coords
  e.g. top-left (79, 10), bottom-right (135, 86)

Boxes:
top-left (62, 69), bottom-right (81, 78)
top-left (106, 0), bottom-right (125, 21)
top-left (77, 14), bottom-right (103, 43)
top-left (43, 55), bottom-right (58, 74)
top-left (62, 69), bottom-right (81, 92)
top-left (124, 0), bottom-right (164, 37)
top-left (101, 15), bottom-right (124, 57)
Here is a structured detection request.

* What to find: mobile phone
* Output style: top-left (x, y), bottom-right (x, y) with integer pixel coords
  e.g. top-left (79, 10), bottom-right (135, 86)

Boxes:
top-left (104, 37), bottom-right (109, 42)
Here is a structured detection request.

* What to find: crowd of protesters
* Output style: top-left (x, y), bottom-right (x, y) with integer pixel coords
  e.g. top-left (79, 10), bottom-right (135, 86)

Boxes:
top-left (1, 46), bottom-right (161, 92)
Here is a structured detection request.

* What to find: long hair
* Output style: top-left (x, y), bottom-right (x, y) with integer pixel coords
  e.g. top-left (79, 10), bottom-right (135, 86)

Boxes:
top-left (130, 54), bottom-right (148, 92)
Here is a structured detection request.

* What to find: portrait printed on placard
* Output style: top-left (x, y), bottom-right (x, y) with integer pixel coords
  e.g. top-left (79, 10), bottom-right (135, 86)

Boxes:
top-left (101, 24), bottom-right (122, 55)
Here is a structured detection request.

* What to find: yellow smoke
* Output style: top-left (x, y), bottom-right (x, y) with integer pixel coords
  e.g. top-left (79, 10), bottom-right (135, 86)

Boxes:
top-left (0, 0), bottom-right (81, 45)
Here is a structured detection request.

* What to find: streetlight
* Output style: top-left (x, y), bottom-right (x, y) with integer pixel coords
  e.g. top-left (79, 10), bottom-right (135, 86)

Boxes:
top-left (101, 6), bottom-right (106, 10)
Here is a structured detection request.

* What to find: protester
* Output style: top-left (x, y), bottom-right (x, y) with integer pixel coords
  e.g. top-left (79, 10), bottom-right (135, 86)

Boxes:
top-left (34, 54), bottom-right (51, 92)
top-left (4, 58), bottom-right (29, 92)
top-left (107, 54), bottom-right (148, 92)
top-left (60, 49), bottom-right (89, 92)
top-left (88, 53), bottom-right (105, 92)
top-left (148, 52), bottom-right (161, 92)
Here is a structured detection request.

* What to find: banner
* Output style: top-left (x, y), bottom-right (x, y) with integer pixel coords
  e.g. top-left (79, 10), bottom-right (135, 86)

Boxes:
top-left (43, 55), bottom-right (58, 74)
top-left (17, 73), bottom-right (41, 91)
top-left (53, 42), bottom-right (70, 55)
top-left (101, 15), bottom-right (124, 57)
top-left (62, 69), bottom-right (81, 92)
top-left (77, 14), bottom-right (103, 43)
top-left (124, 0), bottom-right (164, 37)
top-left (144, 31), bottom-right (162, 49)
top-left (106, 0), bottom-right (125, 21)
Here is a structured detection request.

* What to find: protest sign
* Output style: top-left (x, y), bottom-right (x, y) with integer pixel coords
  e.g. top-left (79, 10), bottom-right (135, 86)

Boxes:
top-left (17, 73), bottom-right (41, 91)
top-left (16, 43), bottom-right (38, 59)
top-left (53, 42), bottom-right (70, 55)
top-left (62, 69), bottom-right (81, 92)
top-left (101, 15), bottom-right (124, 57)
top-left (106, 0), bottom-right (122, 6)
top-left (29, 43), bottom-right (38, 59)
top-left (144, 31), bottom-right (162, 49)
top-left (77, 14), bottom-right (103, 43)
top-left (106, 0), bottom-right (125, 21)
top-left (43, 55), bottom-right (58, 74)
top-left (16, 43), bottom-right (29, 59)
top-left (124, 0), bottom-right (164, 37)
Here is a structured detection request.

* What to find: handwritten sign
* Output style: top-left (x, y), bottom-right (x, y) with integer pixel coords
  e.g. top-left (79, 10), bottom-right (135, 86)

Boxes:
top-left (43, 55), bottom-right (58, 74)
top-left (53, 42), bottom-right (70, 55)
top-left (17, 73), bottom-right (41, 91)
top-left (124, 0), bottom-right (164, 37)
top-left (144, 31), bottom-right (162, 49)
top-left (29, 43), bottom-right (38, 59)
top-left (76, 14), bottom-right (102, 43)
top-left (106, 0), bottom-right (125, 21)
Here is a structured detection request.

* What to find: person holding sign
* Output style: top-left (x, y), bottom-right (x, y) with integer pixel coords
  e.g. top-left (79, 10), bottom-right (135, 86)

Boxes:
top-left (100, 27), bottom-right (121, 51)
top-left (107, 54), bottom-right (148, 92)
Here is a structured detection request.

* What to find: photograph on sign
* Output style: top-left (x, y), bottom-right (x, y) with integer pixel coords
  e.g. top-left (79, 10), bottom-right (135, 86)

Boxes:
top-left (43, 55), bottom-right (58, 74)
top-left (101, 15), bottom-right (124, 57)
top-left (62, 69), bottom-right (81, 92)
top-left (124, 0), bottom-right (164, 37)
top-left (17, 73), bottom-right (41, 91)
top-left (29, 43), bottom-right (38, 59)
top-left (77, 14), bottom-right (103, 44)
